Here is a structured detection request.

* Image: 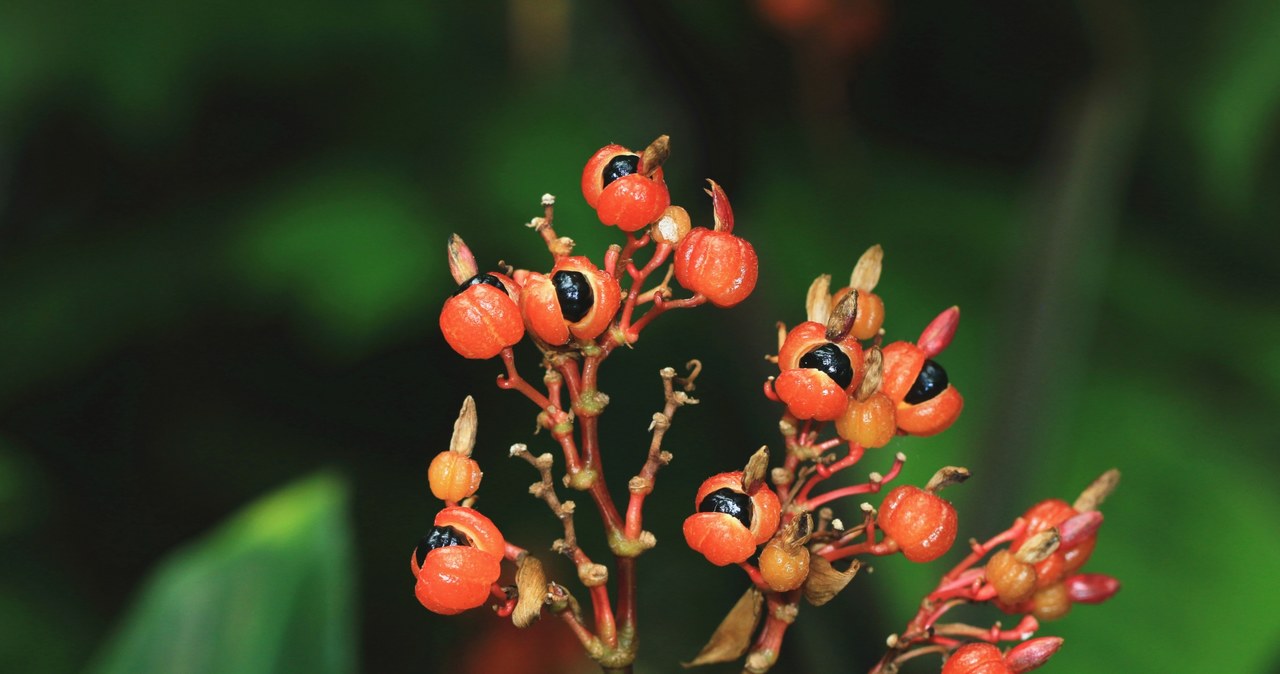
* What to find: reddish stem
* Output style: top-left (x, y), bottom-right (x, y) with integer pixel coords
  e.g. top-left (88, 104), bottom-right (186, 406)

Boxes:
top-left (801, 451), bottom-right (905, 510)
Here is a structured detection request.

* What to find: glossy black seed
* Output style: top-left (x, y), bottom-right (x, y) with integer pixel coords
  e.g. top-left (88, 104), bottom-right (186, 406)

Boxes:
top-left (414, 525), bottom-right (470, 566)
top-left (451, 273), bottom-right (508, 297)
top-left (602, 154), bottom-right (640, 188)
top-left (799, 343), bottom-right (854, 390)
top-left (698, 488), bottom-right (753, 529)
top-left (904, 359), bottom-right (949, 404)
top-left (553, 270), bottom-right (594, 323)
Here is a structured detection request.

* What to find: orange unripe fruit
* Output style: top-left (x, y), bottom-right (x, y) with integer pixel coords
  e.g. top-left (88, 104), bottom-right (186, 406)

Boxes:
top-left (878, 485), bottom-right (958, 563)
top-left (941, 642), bottom-right (1010, 674)
top-left (428, 451), bottom-right (483, 502)
top-left (834, 392), bottom-right (896, 448)
top-left (985, 549), bottom-right (1037, 605)
top-left (759, 539), bottom-right (811, 592)
top-left (1031, 582), bottom-right (1072, 621)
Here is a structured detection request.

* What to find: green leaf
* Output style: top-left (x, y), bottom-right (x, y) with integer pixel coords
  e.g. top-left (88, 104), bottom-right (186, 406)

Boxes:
top-left (84, 473), bottom-right (356, 674)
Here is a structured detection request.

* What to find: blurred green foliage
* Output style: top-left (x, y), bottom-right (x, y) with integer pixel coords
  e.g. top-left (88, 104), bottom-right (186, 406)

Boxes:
top-left (85, 474), bottom-right (354, 674)
top-left (0, 1), bottom-right (1276, 673)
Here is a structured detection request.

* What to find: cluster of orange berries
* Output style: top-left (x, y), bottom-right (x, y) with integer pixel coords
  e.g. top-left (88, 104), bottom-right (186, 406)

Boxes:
top-left (438, 137), bottom-right (758, 361)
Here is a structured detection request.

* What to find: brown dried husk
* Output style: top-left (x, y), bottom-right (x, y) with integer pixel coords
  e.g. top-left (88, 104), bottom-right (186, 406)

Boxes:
top-left (803, 556), bottom-right (861, 606)
top-left (512, 555), bottom-right (547, 628)
top-left (1073, 468), bottom-right (1121, 512)
top-left (449, 396), bottom-right (478, 456)
top-left (682, 588), bottom-right (763, 667)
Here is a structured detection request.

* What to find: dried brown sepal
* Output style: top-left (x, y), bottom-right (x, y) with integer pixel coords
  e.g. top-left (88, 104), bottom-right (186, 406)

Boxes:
top-left (682, 588), bottom-right (763, 667)
top-left (449, 396), bottom-right (478, 457)
top-left (640, 134), bottom-right (671, 176)
top-left (803, 556), bottom-right (861, 606)
top-left (1073, 468), bottom-right (1121, 512)
top-left (578, 563), bottom-right (609, 587)
top-left (742, 446), bottom-right (771, 492)
top-left (652, 205), bottom-right (691, 245)
top-left (825, 289), bottom-right (860, 341)
top-left (855, 346), bottom-right (884, 401)
top-left (924, 466), bottom-right (970, 493)
top-left (447, 233), bottom-right (479, 284)
top-left (1015, 529), bottom-right (1061, 565)
top-left (849, 244), bottom-right (884, 291)
top-left (776, 512), bottom-right (814, 549)
top-left (512, 555), bottom-right (547, 628)
top-left (806, 275), bottom-right (833, 325)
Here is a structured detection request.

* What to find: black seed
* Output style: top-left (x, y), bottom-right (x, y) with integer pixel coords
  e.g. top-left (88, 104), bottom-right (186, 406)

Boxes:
top-left (602, 154), bottom-right (639, 188)
top-left (451, 273), bottom-right (508, 297)
top-left (799, 343), bottom-right (854, 390)
top-left (553, 270), bottom-right (594, 323)
top-left (414, 525), bottom-right (470, 566)
top-left (904, 359), bottom-right (949, 404)
top-left (698, 488), bottom-right (753, 529)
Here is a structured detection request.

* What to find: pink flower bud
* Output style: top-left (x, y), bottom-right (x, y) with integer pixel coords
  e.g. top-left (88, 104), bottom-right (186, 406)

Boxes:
top-left (1004, 637), bottom-right (1064, 673)
top-left (1066, 573), bottom-right (1120, 604)
top-left (918, 306), bottom-right (960, 357)
top-left (1057, 511), bottom-right (1103, 548)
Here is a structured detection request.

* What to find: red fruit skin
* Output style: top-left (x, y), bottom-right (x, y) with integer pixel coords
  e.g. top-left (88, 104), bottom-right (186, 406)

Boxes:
top-left (878, 485), bottom-right (958, 563)
top-left (774, 322), bottom-right (863, 420)
top-left (694, 472), bottom-right (781, 545)
top-left (895, 386), bottom-right (964, 436)
top-left (416, 546), bottom-right (502, 614)
top-left (581, 145), bottom-right (670, 231)
top-left (683, 513), bottom-right (759, 566)
top-left (436, 506), bottom-right (506, 557)
top-left (674, 228), bottom-right (758, 307)
top-left (518, 257), bottom-right (622, 345)
top-left (942, 643), bottom-right (1011, 674)
top-left (775, 368), bottom-right (849, 421)
top-left (440, 279), bottom-right (524, 359)
top-left (879, 340), bottom-right (962, 436)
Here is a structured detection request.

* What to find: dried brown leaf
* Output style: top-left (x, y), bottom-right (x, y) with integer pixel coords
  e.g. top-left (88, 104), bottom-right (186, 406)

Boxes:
top-left (682, 588), bottom-right (763, 667)
top-left (803, 556), bottom-right (861, 606)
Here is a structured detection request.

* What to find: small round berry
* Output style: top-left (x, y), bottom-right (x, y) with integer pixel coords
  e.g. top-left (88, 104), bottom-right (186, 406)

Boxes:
top-left (581, 141), bottom-right (671, 232)
top-left (520, 256), bottom-right (622, 345)
top-left (834, 392), bottom-right (896, 448)
top-left (942, 642), bottom-right (1010, 674)
top-left (878, 485), bottom-right (958, 563)
top-left (1012, 499), bottom-right (1096, 588)
top-left (985, 548), bottom-right (1038, 605)
top-left (440, 272), bottom-right (524, 359)
top-left (651, 205), bottom-right (692, 246)
top-left (759, 538), bottom-right (811, 592)
top-left (428, 451), bottom-right (483, 502)
top-left (673, 181), bottom-right (758, 307)
top-left (684, 472), bottom-right (782, 566)
top-left (1030, 581), bottom-right (1072, 621)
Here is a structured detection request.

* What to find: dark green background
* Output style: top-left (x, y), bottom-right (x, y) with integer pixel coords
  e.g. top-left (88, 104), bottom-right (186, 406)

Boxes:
top-left (2, 1), bottom-right (1277, 672)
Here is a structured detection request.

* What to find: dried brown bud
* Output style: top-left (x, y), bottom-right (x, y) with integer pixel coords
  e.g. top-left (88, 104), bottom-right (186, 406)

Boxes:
top-left (849, 244), bottom-right (884, 291)
top-left (640, 134), bottom-right (670, 176)
top-left (742, 446), bottom-right (770, 492)
top-left (925, 466), bottom-right (970, 493)
top-left (512, 556), bottom-right (547, 628)
top-left (446, 233), bottom-right (479, 284)
top-left (682, 588), bottom-right (763, 667)
top-left (1015, 529), bottom-right (1061, 565)
top-left (1073, 468), bottom-right (1121, 512)
top-left (805, 275), bottom-right (833, 325)
top-left (448, 396), bottom-right (478, 457)
top-left (803, 556), bottom-right (861, 606)
top-left (825, 289), bottom-right (859, 341)
top-left (855, 346), bottom-right (884, 401)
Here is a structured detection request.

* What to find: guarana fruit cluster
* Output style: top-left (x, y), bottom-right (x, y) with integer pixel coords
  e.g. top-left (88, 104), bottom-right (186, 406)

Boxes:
top-left (414, 135), bottom-right (1120, 674)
